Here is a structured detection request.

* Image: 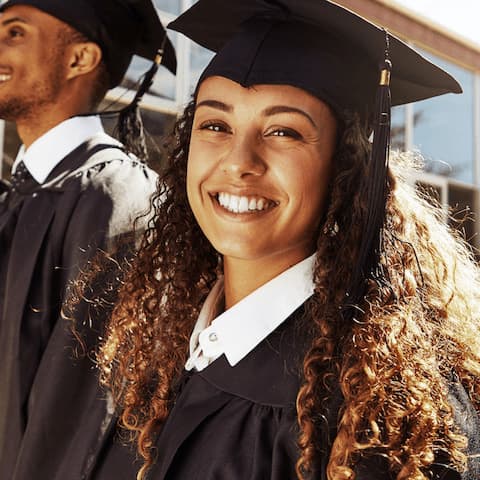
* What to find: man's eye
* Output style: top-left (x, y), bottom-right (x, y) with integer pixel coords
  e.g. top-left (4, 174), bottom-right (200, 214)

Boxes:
top-left (8, 27), bottom-right (24, 39)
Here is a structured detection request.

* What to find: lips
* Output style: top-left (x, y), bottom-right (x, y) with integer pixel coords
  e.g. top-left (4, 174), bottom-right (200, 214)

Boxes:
top-left (216, 192), bottom-right (277, 213)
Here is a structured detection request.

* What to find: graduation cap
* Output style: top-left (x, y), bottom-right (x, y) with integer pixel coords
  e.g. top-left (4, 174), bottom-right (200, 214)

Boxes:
top-left (169, 0), bottom-right (462, 311)
top-left (0, 0), bottom-right (177, 159)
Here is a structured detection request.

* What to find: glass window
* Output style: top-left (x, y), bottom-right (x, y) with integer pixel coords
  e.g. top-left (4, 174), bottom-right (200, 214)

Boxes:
top-left (412, 52), bottom-right (474, 184)
top-left (448, 183), bottom-right (478, 250)
top-left (391, 105), bottom-right (406, 151)
top-left (154, 0), bottom-right (181, 14)
top-left (120, 30), bottom-right (178, 102)
top-left (101, 107), bottom-right (176, 172)
top-left (138, 108), bottom-right (177, 171)
top-left (189, 42), bottom-right (215, 96)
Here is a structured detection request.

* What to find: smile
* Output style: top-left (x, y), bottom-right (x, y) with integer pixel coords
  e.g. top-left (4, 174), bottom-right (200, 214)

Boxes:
top-left (0, 74), bottom-right (11, 82)
top-left (216, 192), bottom-right (277, 213)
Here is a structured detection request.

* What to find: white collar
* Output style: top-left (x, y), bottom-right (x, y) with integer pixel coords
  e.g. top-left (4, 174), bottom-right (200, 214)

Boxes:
top-left (13, 115), bottom-right (110, 184)
top-left (185, 253), bottom-right (316, 371)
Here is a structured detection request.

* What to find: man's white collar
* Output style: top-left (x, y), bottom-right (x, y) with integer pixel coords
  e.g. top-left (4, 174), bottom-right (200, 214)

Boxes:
top-left (12, 115), bottom-right (119, 184)
top-left (186, 253), bottom-right (316, 371)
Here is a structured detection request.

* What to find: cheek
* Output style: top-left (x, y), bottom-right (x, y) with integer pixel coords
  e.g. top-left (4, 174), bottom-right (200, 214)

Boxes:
top-left (186, 146), bottom-right (211, 216)
top-left (312, 164), bottom-right (332, 204)
top-left (287, 159), bottom-right (331, 207)
top-left (187, 136), bottom-right (221, 191)
top-left (296, 163), bottom-right (333, 231)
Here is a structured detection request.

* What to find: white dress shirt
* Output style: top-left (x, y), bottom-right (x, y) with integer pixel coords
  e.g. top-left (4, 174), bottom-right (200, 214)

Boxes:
top-left (12, 115), bottom-right (120, 184)
top-left (185, 253), bottom-right (316, 371)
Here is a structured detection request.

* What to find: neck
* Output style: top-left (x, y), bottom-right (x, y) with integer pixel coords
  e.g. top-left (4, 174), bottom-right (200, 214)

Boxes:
top-left (15, 96), bottom-right (94, 148)
top-left (223, 252), bottom-right (311, 309)
top-left (16, 116), bottom-right (69, 148)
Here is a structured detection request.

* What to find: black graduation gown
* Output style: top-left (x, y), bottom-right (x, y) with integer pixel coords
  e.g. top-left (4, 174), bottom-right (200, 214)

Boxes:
top-left (142, 312), bottom-right (480, 480)
top-left (0, 137), bottom-right (155, 480)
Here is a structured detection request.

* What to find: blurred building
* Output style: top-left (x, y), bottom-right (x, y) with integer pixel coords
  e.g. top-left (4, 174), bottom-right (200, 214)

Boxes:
top-left (1, 0), bottom-right (479, 248)
top-left (340, 0), bottom-right (480, 250)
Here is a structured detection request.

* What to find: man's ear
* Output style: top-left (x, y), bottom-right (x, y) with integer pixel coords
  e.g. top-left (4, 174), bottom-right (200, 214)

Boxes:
top-left (66, 42), bottom-right (103, 80)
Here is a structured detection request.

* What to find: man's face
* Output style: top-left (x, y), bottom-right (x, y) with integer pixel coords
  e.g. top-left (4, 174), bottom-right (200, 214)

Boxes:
top-left (0, 5), bottom-right (69, 121)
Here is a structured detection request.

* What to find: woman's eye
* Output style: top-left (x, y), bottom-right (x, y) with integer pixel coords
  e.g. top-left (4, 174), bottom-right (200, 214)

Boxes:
top-left (268, 128), bottom-right (302, 140)
top-left (206, 124), bottom-right (223, 132)
top-left (199, 122), bottom-right (230, 133)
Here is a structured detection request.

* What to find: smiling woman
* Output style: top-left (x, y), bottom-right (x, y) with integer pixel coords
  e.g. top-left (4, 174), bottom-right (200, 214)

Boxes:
top-left (92, 1), bottom-right (480, 480)
top-left (187, 77), bottom-right (337, 292)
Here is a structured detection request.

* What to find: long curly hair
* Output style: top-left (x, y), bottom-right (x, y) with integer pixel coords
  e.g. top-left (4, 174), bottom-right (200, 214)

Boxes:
top-left (98, 100), bottom-right (480, 480)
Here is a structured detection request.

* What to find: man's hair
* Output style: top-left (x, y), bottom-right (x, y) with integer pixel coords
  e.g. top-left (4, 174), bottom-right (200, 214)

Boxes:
top-left (57, 24), bottom-right (111, 109)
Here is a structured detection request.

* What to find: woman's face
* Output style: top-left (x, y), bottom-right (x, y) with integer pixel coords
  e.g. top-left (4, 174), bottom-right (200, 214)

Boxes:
top-left (187, 76), bottom-right (338, 269)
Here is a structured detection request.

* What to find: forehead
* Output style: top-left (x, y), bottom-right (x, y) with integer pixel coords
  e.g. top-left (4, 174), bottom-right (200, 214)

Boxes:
top-left (0, 4), bottom-right (67, 31)
top-left (196, 76), bottom-right (334, 115)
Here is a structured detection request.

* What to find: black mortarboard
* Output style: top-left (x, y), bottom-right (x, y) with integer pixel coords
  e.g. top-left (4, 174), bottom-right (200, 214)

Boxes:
top-left (0, 0), bottom-right (176, 87)
top-left (169, 0), bottom-right (462, 312)
top-left (169, 0), bottom-right (460, 115)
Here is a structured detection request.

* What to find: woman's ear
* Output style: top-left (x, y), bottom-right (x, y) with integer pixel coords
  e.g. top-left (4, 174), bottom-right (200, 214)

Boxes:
top-left (66, 42), bottom-right (103, 80)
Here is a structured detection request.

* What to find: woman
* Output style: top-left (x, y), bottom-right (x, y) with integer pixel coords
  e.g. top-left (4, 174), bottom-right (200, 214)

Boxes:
top-left (95, 1), bottom-right (480, 479)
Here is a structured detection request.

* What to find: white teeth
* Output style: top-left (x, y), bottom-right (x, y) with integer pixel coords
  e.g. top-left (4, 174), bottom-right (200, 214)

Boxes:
top-left (228, 195), bottom-right (239, 211)
top-left (0, 74), bottom-right (11, 82)
top-left (238, 196), bottom-right (249, 211)
top-left (217, 192), bottom-right (273, 213)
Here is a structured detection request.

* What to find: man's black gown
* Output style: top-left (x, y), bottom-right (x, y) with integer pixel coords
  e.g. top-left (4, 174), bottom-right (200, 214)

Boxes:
top-left (96, 311), bottom-right (480, 480)
top-left (0, 137), bottom-right (153, 479)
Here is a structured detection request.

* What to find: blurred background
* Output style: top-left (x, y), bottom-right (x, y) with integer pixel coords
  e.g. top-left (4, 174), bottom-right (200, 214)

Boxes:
top-left (1, 0), bottom-right (479, 250)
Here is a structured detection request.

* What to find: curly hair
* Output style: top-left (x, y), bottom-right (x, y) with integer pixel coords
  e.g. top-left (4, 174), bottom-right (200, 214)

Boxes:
top-left (98, 100), bottom-right (480, 480)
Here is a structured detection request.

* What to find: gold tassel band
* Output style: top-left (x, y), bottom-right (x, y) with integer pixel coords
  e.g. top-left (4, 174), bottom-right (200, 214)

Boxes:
top-left (154, 49), bottom-right (164, 65)
top-left (380, 68), bottom-right (391, 86)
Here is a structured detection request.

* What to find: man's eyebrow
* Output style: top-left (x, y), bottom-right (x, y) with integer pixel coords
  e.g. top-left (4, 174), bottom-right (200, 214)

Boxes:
top-left (196, 99), bottom-right (233, 113)
top-left (262, 105), bottom-right (317, 128)
top-left (1, 16), bottom-right (29, 26)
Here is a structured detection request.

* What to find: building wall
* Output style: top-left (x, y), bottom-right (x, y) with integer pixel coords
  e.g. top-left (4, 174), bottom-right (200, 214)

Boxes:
top-left (1, 0), bottom-right (479, 248)
top-left (337, 0), bottom-right (480, 249)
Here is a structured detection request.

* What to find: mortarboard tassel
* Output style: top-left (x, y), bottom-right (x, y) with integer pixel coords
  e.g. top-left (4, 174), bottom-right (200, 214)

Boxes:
top-left (347, 32), bottom-right (392, 315)
top-left (115, 40), bottom-right (166, 161)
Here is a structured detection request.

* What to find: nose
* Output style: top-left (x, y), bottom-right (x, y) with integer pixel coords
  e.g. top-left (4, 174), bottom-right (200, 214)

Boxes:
top-left (219, 134), bottom-right (266, 178)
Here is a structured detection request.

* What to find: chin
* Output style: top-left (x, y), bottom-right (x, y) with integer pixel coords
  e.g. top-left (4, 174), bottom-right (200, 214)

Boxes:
top-left (213, 242), bottom-right (263, 261)
top-left (0, 99), bottom-right (28, 121)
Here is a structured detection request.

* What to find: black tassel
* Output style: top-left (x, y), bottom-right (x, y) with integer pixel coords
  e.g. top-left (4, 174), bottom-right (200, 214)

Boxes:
top-left (347, 32), bottom-right (392, 312)
top-left (115, 43), bottom-right (165, 161)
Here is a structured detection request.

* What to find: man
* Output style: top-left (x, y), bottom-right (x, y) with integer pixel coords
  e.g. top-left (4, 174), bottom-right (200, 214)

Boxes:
top-left (0, 1), bottom-right (175, 479)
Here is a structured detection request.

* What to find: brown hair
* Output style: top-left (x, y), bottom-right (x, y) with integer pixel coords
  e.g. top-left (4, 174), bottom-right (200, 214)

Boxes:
top-left (98, 100), bottom-right (480, 480)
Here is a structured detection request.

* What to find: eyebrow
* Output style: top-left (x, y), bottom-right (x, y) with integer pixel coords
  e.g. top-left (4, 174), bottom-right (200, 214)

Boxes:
top-left (1, 16), bottom-right (28, 27)
top-left (262, 105), bottom-right (317, 128)
top-left (196, 99), bottom-right (233, 113)
top-left (196, 99), bottom-right (317, 128)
